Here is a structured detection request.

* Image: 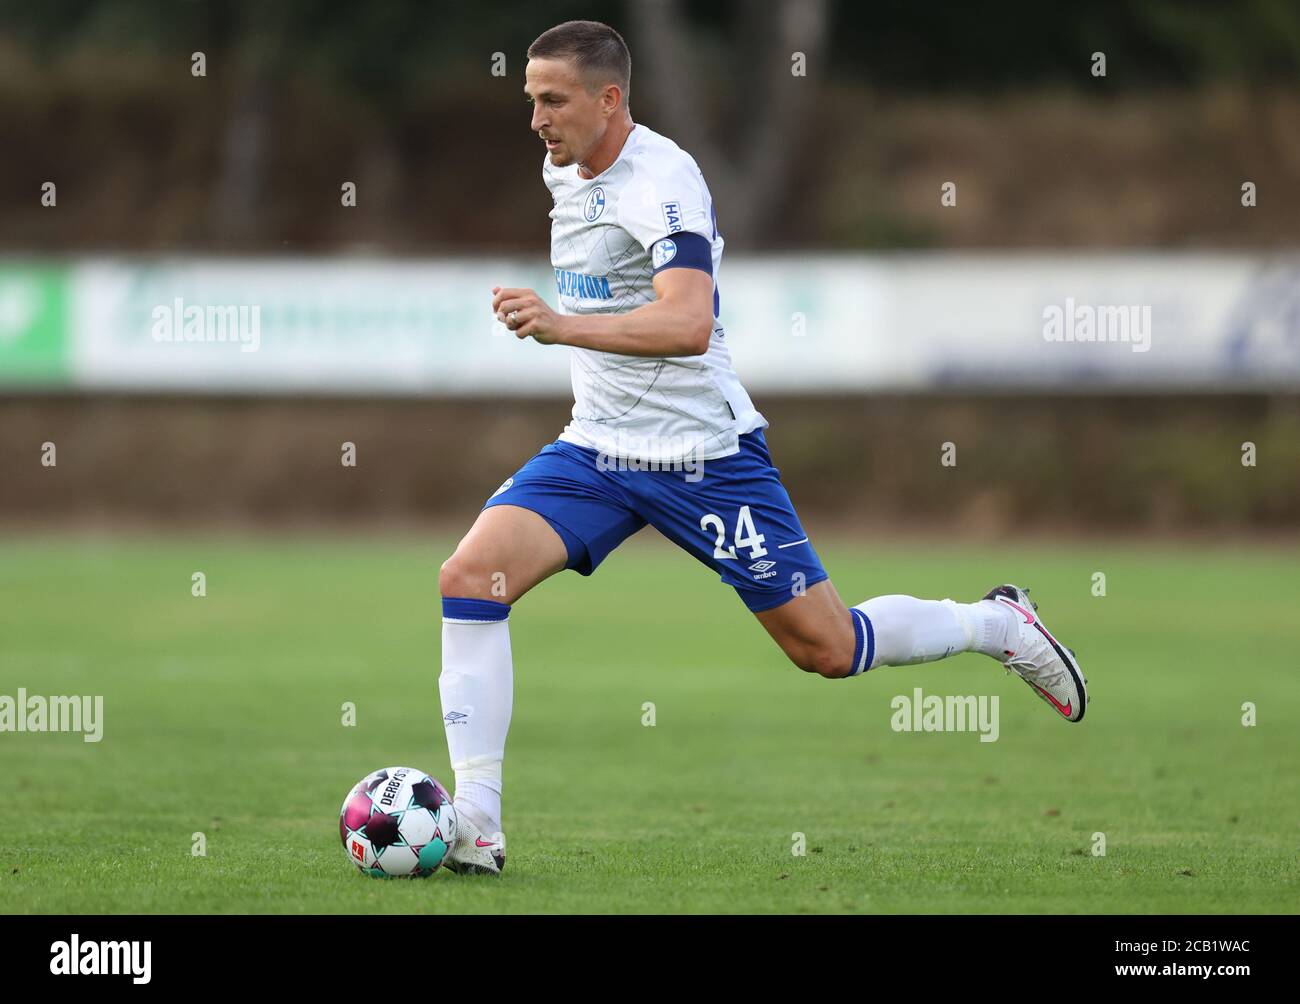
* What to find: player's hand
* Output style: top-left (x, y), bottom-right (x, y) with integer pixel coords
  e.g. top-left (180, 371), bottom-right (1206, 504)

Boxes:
top-left (492, 286), bottom-right (566, 345)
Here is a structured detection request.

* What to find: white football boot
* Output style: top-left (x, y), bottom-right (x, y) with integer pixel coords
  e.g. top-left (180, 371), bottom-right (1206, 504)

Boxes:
top-left (984, 584), bottom-right (1088, 723)
top-left (443, 808), bottom-right (506, 876)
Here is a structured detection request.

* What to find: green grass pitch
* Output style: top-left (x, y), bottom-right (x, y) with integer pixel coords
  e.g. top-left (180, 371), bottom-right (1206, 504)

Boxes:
top-left (1, 532), bottom-right (1296, 914)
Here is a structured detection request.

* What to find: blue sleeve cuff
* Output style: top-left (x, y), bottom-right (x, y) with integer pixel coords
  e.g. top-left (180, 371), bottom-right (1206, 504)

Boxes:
top-left (649, 231), bottom-right (713, 276)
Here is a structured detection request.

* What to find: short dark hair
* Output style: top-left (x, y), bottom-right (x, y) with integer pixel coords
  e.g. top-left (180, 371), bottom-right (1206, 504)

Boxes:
top-left (527, 20), bottom-right (631, 106)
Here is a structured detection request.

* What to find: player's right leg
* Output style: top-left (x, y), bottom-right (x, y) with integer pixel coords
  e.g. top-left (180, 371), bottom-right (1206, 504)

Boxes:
top-left (439, 503), bottom-right (569, 604)
top-left (438, 504), bottom-right (568, 876)
top-left (437, 442), bottom-right (645, 875)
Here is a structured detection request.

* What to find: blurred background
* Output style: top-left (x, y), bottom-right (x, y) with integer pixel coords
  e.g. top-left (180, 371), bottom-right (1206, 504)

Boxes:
top-left (1, 0), bottom-right (1298, 534)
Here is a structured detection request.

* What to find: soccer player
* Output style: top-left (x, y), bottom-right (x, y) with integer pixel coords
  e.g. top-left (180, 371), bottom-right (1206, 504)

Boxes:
top-left (439, 20), bottom-right (1087, 875)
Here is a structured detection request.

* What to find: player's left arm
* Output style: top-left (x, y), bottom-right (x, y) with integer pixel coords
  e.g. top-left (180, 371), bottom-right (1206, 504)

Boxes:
top-left (492, 266), bottom-right (713, 357)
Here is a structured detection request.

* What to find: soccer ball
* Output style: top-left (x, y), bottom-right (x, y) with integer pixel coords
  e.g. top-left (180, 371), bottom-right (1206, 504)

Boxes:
top-left (338, 766), bottom-right (457, 878)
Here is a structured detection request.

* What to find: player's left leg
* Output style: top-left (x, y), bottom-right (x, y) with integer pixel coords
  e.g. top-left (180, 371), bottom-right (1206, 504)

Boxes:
top-left (630, 428), bottom-right (1086, 721)
top-left (755, 579), bottom-right (1009, 679)
top-left (757, 581), bottom-right (1088, 722)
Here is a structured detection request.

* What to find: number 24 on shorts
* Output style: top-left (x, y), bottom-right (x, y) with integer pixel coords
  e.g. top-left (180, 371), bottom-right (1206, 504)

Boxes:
top-left (699, 505), bottom-right (767, 560)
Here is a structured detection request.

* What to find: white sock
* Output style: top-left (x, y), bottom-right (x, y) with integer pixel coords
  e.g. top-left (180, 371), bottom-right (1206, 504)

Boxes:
top-left (955, 598), bottom-right (1020, 659)
top-left (439, 598), bottom-right (512, 836)
top-left (453, 780), bottom-right (501, 836)
top-left (853, 594), bottom-right (1016, 670)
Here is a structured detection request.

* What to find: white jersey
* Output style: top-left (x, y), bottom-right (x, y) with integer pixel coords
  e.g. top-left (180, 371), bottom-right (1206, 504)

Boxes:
top-left (543, 123), bottom-right (765, 463)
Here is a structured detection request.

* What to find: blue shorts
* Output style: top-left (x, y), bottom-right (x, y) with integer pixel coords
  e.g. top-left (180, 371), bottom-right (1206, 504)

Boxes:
top-left (482, 429), bottom-right (828, 612)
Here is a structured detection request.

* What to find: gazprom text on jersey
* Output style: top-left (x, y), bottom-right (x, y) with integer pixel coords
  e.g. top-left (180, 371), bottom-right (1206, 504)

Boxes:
top-left (555, 268), bottom-right (612, 300)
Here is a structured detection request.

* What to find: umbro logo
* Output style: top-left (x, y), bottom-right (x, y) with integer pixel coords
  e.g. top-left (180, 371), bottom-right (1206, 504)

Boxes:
top-left (444, 711), bottom-right (468, 725)
top-left (748, 560), bottom-right (776, 573)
